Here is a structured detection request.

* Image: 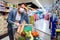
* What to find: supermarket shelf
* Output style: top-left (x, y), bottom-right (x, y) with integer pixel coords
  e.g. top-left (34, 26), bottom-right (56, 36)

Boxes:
top-left (0, 28), bottom-right (8, 39)
top-left (56, 29), bottom-right (60, 32)
top-left (0, 33), bottom-right (8, 39)
top-left (0, 11), bottom-right (9, 13)
top-left (0, 11), bottom-right (9, 15)
top-left (56, 29), bottom-right (60, 40)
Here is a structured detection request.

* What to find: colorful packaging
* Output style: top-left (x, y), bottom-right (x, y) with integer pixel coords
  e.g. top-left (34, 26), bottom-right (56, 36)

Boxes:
top-left (30, 16), bottom-right (34, 25)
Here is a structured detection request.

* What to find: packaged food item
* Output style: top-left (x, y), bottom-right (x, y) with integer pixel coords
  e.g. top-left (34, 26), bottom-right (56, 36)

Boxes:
top-left (24, 25), bottom-right (32, 32)
top-left (31, 31), bottom-right (39, 37)
top-left (30, 16), bottom-right (34, 25)
top-left (34, 14), bottom-right (39, 21)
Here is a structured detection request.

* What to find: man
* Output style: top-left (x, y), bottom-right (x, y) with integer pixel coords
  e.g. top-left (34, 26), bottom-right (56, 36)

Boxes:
top-left (7, 3), bottom-right (29, 40)
top-left (50, 13), bottom-right (58, 40)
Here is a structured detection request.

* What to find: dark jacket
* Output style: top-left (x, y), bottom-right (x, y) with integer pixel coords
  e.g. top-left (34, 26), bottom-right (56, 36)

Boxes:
top-left (7, 9), bottom-right (30, 28)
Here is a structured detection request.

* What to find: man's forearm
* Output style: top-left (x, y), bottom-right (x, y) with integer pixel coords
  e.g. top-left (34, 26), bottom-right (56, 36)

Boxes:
top-left (7, 19), bottom-right (14, 24)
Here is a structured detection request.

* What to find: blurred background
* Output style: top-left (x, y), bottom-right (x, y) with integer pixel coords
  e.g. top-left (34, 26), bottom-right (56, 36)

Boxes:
top-left (0, 0), bottom-right (60, 40)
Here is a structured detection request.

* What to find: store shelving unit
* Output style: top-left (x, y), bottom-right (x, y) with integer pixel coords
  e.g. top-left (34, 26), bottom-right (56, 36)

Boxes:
top-left (0, 1), bottom-right (9, 39)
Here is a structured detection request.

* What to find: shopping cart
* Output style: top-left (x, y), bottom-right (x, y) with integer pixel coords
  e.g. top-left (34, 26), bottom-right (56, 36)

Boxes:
top-left (14, 24), bottom-right (41, 40)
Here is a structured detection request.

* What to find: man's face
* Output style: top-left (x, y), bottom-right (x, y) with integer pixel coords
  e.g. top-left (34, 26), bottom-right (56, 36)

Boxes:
top-left (18, 4), bottom-right (26, 14)
top-left (20, 4), bottom-right (26, 9)
top-left (18, 7), bottom-right (25, 14)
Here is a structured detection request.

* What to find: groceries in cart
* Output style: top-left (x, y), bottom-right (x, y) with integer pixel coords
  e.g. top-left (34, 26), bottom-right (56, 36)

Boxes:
top-left (15, 24), bottom-right (41, 40)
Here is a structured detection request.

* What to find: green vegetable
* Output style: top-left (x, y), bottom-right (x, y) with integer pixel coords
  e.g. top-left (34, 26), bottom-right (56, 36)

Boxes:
top-left (18, 36), bottom-right (25, 40)
top-left (25, 32), bottom-right (31, 37)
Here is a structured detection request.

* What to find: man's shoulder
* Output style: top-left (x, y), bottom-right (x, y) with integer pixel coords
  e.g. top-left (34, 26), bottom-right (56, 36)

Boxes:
top-left (10, 8), bottom-right (17, 12)
top-left (22, 12), bottom-right (26, 16)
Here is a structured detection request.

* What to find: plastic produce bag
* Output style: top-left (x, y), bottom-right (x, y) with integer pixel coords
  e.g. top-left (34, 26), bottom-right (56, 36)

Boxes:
top-left (39, 14), bottom-right (44, 19)
top-left (17, 21), bottom-right (25, 34)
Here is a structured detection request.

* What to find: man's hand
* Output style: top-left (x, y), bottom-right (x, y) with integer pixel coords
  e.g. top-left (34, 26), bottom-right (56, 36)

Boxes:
top-left (14, 22), bottom-right (20, 26)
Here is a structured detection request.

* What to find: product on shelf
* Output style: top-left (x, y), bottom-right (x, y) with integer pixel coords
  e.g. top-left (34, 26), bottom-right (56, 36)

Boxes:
top-left (0, 1), bottom-right (5, 11)
top-left (0, 15), bottom-right (8, 35)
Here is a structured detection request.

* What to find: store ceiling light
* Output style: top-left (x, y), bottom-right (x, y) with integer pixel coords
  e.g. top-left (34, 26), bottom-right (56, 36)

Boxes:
top-left (35, 0), bottom-right (46, 11)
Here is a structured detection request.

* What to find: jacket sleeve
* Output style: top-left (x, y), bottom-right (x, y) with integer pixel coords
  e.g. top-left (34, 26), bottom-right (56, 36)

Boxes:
top-left (7, 11), bottom-right (14, 24)
top-left (24, 14), bottom-right (30, 24)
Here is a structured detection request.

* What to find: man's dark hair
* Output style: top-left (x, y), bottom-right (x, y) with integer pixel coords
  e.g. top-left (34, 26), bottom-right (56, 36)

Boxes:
top-left (18, 3), bottom-right (27, 7)
top-left (18, 3), bottom-right (21, 6)
top-left (5, 7), bottom-right (9, 9)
